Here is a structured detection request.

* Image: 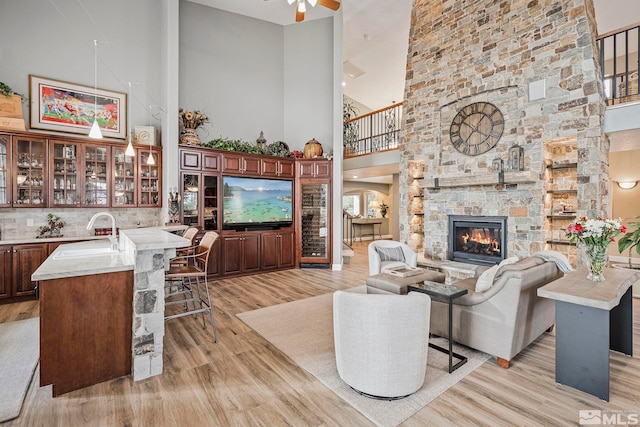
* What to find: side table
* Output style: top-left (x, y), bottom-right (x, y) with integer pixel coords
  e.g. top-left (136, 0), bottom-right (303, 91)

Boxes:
top-left (408, 281), bottom-right (468, 373)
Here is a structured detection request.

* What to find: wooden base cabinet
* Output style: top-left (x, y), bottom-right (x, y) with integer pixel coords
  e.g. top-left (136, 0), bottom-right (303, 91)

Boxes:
top-left (222, 233), bottom-right (261, 275)
top-left (261, 230), bottom-right (295, 270)
top-left (0, 243), bottom-right (47, 301)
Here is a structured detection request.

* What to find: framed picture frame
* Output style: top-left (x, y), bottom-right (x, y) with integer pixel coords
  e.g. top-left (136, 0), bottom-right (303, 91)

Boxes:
top-left (29, 75), bottom-right (126, 139)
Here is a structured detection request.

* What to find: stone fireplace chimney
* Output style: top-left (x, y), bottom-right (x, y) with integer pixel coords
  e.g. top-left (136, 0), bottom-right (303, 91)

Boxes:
top-left (400, 0), bottom-right (609, 264)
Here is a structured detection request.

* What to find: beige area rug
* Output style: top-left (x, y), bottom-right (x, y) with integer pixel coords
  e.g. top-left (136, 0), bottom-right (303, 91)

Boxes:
top-left (237, 288), bottom-right (490, 427)
top-left (0, 318), bottom-right (39, 423)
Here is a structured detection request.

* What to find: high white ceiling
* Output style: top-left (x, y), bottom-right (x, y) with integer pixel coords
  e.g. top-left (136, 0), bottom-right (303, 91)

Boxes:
top-left (188, 0), bottom-right (640, 182)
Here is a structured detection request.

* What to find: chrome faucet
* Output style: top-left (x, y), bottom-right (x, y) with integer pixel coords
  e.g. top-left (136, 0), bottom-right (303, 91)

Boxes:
top-left (87, 212), bottom-right (118, 251)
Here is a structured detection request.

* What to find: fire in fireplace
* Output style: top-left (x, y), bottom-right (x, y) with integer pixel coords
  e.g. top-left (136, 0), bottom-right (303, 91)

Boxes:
top-left (448, 215), bottom-right (507, 266)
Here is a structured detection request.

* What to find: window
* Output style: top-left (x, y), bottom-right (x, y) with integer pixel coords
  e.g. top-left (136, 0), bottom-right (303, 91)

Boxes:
top-left (343, 194), bottom-right (360, 216)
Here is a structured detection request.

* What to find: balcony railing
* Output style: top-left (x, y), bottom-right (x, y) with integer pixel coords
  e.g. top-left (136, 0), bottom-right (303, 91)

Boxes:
top-left (599, 22), bottom-right (640, 105)
top-left (344, 102), bottom-right (402, 157)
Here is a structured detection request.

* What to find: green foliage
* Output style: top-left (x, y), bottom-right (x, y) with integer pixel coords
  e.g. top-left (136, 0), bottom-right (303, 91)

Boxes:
top-left (0, 82), bottom-right (25, 100)
top-left (618, 215), bottom-right (640, 267)
top-left (202, 137), bottom-right (289, 157)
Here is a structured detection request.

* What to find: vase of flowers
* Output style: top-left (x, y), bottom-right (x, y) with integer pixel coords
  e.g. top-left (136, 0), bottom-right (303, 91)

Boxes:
top-left (566, 216), bottom-right (626, 281)
top-left (179, 108), bottom-right (209, 145)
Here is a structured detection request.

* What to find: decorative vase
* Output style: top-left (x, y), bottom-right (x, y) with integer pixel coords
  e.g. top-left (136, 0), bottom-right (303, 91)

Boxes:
top-left (584, 244), bottom-right (608, 282)
top-left (180, 128), bottom-right (201, 145)
top-left (304, 138), bottom-right (323, 158)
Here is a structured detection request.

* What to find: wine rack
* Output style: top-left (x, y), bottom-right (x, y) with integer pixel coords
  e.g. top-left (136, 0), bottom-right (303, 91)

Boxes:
top-left (300, 183), bottom-right (328, 258)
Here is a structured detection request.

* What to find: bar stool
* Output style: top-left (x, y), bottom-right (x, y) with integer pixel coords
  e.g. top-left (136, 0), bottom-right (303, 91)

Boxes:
top-left (170, 227), bottom-right (199, 267)
top-left (165, 231), bottom-right (218, 342)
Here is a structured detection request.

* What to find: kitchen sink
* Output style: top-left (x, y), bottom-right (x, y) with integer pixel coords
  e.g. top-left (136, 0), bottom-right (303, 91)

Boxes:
top-left (53, 246), bottom-right (119, 259)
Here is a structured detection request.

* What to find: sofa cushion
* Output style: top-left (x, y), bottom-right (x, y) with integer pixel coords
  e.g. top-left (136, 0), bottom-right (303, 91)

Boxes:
top-left (376, 246), bottom-right (405, 263)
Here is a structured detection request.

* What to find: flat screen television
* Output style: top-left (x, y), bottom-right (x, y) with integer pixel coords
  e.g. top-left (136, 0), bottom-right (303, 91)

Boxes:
top-left (222, 176), bottom-right (293, 231)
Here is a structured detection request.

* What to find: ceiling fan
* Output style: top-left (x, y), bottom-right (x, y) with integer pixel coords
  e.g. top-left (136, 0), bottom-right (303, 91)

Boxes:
top-left (287, 0), bottom-right (341, 23)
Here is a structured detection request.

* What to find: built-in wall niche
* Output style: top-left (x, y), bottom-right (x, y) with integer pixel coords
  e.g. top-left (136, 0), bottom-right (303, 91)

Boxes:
top-left (543, 137), bottom-right (578, 267)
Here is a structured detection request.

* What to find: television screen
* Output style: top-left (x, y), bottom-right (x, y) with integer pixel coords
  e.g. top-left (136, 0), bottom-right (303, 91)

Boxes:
top-left (222, 176), bottom-right (293, 229)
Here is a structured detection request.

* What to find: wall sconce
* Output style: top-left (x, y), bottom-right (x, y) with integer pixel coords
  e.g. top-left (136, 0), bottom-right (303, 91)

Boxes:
top-left (617, 181), bottom-right (638, 190)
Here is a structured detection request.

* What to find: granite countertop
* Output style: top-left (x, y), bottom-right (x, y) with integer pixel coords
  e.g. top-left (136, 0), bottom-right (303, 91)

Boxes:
top-left (32, 227), bottom-right (190, 282)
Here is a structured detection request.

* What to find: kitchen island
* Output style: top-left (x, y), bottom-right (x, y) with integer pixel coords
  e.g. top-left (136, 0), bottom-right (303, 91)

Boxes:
top-left (32, 227), bottom-right (190, 396)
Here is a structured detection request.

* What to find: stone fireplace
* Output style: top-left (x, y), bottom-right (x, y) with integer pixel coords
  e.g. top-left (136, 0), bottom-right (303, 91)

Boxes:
top-left (400, 0), bottom-right (609, 264)
top-left (448, 215), bottom-right (507, 266)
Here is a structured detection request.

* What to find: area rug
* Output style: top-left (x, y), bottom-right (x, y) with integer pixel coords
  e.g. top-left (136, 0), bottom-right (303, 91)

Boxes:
top-left (237, 288), bottom-right (490, 427)
top-left (0, 318), bottom-right (39, 423)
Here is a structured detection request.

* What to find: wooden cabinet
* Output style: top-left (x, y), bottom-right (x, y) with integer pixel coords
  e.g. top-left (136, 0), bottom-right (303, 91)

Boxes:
top-left (261, 230), bottom-right (295, 270)
top-left (261, 157), bottom-right (295, 178)
top-left (14, 135), bottom-right (47, 206)
top-left (202, 152), bottom-right (220, 172)
top-left (0, 243), bottom-right (48, 301)
top-left (222, 233), bottom-right (260, 275)
top-left (50, 140), bottom-right (80, 207)
top-left (222, 152), bottom-right (261, 175)
top-left (0, 134), bottom-right (12, 207)
top-left (112, 147), bottom-right (137, 206)
top-left (297, 158), bottom-right (331, 178)
top-left (139, 150), bottom-right (161, 206)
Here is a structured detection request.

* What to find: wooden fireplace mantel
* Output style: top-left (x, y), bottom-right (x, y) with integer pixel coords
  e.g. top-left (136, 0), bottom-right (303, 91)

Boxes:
top-left (421, 170), bottom-right (537, 189)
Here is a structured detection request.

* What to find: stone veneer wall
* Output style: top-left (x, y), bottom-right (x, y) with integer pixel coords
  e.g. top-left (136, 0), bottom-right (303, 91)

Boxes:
top-left (400, 0), bottom-right (609, 261)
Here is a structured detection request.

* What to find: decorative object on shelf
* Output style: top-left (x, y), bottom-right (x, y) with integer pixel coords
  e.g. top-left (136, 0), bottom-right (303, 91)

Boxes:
top-left (290, 150), bottom-right (303, 158)
top-left (135, 126), bottom-right (156, 146)
top-left (379, 202), bottom-right (389, 218)
top-left (266, 141), bottom-right (290, 157)
top-left (0, 81), bottom-right (26, 130)
top-left (168, 188), bottom-right (182, 223)
top-left (37, 213), bottom-right (66, 238)
top-left (179, 108), bottom-right (209, 145)
top-left (304, 138), bottom-right (323, 158)
top-left (450, 102), bottom-right (504, 156)
top-left (508, 143), bottom-right (525, 171)
top-left (256, 131), bottom-right (267, 149)
top-left (492, 157), bottom-right (503, 173)
top-left (566, 216), bottom-right (626, 281)
top-left (29, 75), bottom-right (127, 138)
top-left (618, 215), bottom-right (640, 269)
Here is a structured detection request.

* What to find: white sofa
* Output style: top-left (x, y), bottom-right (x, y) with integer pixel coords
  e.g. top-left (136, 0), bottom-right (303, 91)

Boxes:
top-left (368, 240), bottom-right (418, 276)
top-left (429, 256), bottom-right (563, 368)
top-left (333, 290), bottom-right (431, 399)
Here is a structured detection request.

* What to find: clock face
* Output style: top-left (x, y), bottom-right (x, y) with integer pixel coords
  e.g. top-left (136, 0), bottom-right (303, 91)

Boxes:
top-left (449, 102), bottom-right (504, 156)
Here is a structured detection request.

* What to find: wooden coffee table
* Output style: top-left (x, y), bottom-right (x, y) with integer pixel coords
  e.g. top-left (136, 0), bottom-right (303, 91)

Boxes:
top-left (408, 281), bottom-right (468, 373)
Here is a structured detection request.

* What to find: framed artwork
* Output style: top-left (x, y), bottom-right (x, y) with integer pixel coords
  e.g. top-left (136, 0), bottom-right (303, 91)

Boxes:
top-left (29, 75), bottom-right (126, 139)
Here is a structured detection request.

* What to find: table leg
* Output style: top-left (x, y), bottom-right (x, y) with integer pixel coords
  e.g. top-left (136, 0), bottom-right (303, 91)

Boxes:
top-left (555, 300), bottom-right (610, 401)
top-left (428, 298), bottom-right (467, 373)
top-left (610, 286), bottom-right (633, 356)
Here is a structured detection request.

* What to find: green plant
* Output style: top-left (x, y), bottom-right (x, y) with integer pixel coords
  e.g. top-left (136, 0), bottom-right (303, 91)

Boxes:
top-left (618, 215), bottom-right (640, 268)
top-left (343, 98), bottom-right (359, 150)
top-left (0, 82), bottom-right (25, 99)
top-left (379, 202), bottom-right (389, 218)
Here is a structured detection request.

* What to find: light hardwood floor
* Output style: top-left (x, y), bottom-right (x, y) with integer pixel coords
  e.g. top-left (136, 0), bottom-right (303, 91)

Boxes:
top-left (1, 242), bottom-right (639, 426)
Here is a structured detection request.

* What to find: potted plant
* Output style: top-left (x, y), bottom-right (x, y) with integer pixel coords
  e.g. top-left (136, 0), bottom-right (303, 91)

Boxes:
top-left (379, 202), bottom-right (389, 218)
top-left (343, 98), bottom-right (359, 155)
top-left (617, 215), bottom-right (640, 270)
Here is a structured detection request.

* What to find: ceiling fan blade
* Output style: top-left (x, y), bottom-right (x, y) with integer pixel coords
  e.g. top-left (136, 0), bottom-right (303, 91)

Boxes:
top-left (318, 0), bottom-right (340, 11)
top-left (287, 0), bottom-right (295, 3)
top-left (296, 9), bottom-right (305, 22)
top-left (308, 0), bottom-right (317, 6)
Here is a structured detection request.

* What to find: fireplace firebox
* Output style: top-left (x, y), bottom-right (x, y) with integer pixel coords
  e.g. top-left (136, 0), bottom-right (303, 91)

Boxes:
top-left (448, 215), bottom-right (507, 266)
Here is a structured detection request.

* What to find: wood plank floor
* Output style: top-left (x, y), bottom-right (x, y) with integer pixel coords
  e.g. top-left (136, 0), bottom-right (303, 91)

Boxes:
top-left (2, 241), bottom-right (639, 426)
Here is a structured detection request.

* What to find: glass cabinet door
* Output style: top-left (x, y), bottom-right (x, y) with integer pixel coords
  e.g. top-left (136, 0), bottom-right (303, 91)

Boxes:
top-left (0, 134), bottom-right (10, 206)
top-left (50, 141), bottom-right (80, 206)
top-left (83, 145), bottom-right (109, 206)
top-left (203, 175), bottom-right (218, 230)
top-left (139, 150), bottom-right (160, 206)
top-left (113, 147), bottom-right (136, 206)
top-left (14, 136), bottom-right (46, 207)
top-left (182, 173), bottom-right (199, 226)
top-left (300, 183), bottom-right (329, 259)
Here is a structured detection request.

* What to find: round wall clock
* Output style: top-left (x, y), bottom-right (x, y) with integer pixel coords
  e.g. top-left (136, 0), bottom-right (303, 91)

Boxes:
top-left (449, 102), bottom-right (504, 156)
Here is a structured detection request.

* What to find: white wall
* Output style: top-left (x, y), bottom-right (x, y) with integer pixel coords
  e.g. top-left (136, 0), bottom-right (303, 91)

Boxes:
top-left (179, 3), bottom-right (285, 145)
top-left (0, 0), bottom-right (164, 136)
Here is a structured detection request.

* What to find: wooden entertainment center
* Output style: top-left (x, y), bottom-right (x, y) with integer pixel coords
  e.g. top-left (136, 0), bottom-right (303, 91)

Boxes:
top-left (178, 145), bottom-right (332, 277)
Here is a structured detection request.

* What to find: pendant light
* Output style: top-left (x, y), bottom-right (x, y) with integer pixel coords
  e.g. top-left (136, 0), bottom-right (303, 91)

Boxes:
top-left (88, 39), bottom-right (103, 139)
top-left (125, 82), bottom-right (135, 156)
top-left (146, 139), bottom-right (155, 165)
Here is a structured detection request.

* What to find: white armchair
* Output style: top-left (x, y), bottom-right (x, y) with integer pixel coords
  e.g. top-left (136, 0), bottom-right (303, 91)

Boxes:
top-left (333, 291), bottom-right (431, 399)
top-left (368, 240), bottom-right (418, 276)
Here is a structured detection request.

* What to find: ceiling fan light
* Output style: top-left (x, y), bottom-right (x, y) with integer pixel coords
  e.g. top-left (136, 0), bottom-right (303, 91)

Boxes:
top-left (308, 0), bottom-right (317, 7)
top-left (297, 0), bottom-right (306, 13)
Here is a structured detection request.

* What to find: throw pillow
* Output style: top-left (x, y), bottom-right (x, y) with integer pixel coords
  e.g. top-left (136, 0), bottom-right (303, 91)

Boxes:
top-left (375, 246), bottom-right (405, 263)
top-left (475, 256), bottom-right (519, 292)
top-left (475, 264), bottom-right (500, 292)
